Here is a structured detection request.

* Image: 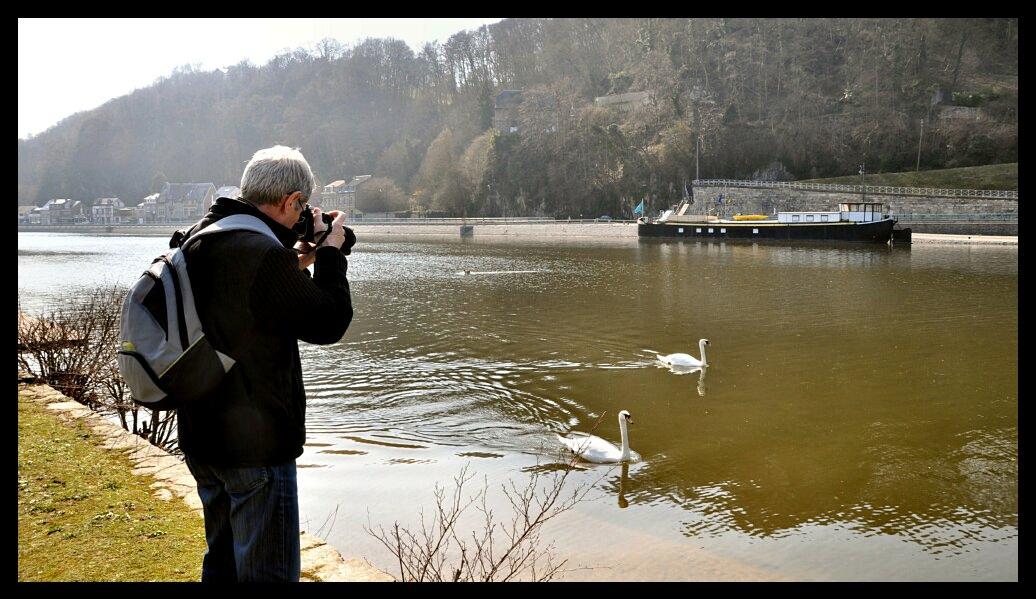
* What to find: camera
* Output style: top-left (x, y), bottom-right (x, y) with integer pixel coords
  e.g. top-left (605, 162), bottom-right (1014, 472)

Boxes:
top-left (293, 207), bottom-right (356, 255)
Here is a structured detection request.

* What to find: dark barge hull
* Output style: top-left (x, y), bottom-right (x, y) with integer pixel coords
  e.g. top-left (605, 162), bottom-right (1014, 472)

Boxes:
top-left (638, 218), bottom-right (899, 244)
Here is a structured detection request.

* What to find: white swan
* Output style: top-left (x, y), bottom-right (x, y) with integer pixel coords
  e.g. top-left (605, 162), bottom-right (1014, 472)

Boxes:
top-left (658, 338), bottom-right (710, 369)
top-left (558, 410), bottom-right (640, 463)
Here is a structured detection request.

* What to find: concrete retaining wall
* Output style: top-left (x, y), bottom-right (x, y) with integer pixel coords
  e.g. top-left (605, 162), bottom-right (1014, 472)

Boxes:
top-left (353, 221), bottom-right (637, 240)
top-left (19, 222), bottom-right (640, 240)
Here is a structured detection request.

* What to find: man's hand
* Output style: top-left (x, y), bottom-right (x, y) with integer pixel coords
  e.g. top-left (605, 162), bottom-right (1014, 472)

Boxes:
top-left (321, 211), bottom-right (350, 250)
top-left (312, 207), bottom-right (328, 235)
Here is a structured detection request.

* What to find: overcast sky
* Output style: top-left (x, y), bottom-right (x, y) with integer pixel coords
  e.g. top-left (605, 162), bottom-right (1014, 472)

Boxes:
top-left (18, 18), bottom-right (503, 140)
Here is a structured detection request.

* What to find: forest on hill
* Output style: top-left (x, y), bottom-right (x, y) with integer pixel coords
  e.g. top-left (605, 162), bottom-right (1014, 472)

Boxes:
top-left (18, 18), bottom-right (1017, 218)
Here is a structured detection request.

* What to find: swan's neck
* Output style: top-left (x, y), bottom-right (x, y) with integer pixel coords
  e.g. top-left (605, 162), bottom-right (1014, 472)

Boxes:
top-left (699, 340), bottom-right (708, 366)
top-left (618, 417), bottom-right (630, 459)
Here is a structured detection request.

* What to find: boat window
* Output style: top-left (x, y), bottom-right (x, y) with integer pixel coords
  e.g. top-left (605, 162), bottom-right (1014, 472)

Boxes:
top-left (753, 228), bottom-right (759, 234)
top-left (708, 228), bottom-right (714, 233)
top-left (720, 228), bottom-right (726, 233)
top-left (792, 215), bottom-right (800, 222)
top-left (695, 228), bottom-right (701, 233)
top-left (806, 214), bottom-right (814, 222)
top-left (821, 214), bottom-right (829, 222)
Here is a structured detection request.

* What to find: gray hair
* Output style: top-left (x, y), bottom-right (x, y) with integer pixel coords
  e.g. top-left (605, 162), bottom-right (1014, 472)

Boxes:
top-left (240, 145), bottom-right (315, 206)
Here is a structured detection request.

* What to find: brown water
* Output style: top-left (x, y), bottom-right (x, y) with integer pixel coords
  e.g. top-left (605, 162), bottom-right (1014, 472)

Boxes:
top-left (18, 233), bottom-right (1018, 580)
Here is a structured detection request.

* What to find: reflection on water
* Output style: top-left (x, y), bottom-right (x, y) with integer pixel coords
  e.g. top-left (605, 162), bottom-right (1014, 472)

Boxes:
top-left (617, 462), bottom-right (630, 509)
top-left (18, 233), bottom-right (1017, 580)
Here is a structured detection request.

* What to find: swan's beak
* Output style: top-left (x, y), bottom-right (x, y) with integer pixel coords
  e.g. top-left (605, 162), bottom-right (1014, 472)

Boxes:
top-left (626, 415), bottom-right (634, 424)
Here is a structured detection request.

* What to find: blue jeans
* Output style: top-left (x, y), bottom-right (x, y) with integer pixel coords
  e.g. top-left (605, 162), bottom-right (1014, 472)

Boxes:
top-left (184, 457), bottom-right (301, 582)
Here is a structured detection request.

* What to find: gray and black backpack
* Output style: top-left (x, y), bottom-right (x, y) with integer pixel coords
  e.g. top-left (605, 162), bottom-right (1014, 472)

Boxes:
top-left (116, 214), bottom-right (279, 409)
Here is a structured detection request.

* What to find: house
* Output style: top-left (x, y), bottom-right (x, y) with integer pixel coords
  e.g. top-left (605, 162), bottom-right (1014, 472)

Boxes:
top-left (343, 176), bottom-right (371, 219)
top-left (18, 205), bottom-right (36, 224)
top-left (37, 199), bottom-right (73, 225)
top-left (493, 90), bottom-right (524, 133)
top-left (319, 176), bottom-right (370, 218)
top-left (91, 198), bottom-right (124, 225)
top-left (215, 185), bottom-right (241, 200)
top-left (116, 207), bottom-right (138, 223)
top-left (158, 183), bottom-right (216, 222)
top-left (70, 200), bottom-right (89, 224)
top-left (593, 90), bottom-right (652, 113)
top-left (137, 193), bottom-right (160, 223)
top-left (320, 180), bottom-right (348, 213)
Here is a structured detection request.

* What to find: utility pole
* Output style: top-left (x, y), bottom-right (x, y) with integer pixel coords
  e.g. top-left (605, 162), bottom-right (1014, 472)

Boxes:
top-left (859, 164), bottom-right (866, 203)
top-left (916, 118), bottom-right (924, 172)
top-left (695, 136), bottom-right (701, 182)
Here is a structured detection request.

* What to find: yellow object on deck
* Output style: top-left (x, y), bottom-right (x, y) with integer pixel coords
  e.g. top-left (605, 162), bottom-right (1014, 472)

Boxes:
top-left (732, 214), bottom-right (769, 221)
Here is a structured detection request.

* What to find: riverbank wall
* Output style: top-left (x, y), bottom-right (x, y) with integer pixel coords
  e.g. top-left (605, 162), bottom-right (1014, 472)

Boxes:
top-left (19, 220), bottom-right (1018, 242)
top-left (17, 379), bottom-right (393, 582)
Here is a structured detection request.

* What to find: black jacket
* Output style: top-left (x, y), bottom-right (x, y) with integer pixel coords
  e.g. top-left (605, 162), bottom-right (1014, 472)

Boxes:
top-left (173, 197), bottom-right (352, 467)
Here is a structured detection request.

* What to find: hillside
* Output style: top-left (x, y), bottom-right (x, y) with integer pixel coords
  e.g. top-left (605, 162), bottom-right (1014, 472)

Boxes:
top-left (18, 18), bottom-right (1018, 218)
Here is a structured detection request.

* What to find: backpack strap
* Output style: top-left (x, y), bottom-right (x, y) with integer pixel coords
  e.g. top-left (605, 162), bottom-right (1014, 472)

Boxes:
top-left (178, 213), bottom-right (283, 368)
top-left (181, 214), bottom-right (280, 249)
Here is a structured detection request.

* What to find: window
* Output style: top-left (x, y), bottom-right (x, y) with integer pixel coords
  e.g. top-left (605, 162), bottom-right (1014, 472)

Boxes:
top-left (720, 228), bottom-right (726, 233)
top-left (806, 214), bottom-right (814, 222)
top-left (695, 228), bottom-right (702, 233)
top-left (753, 228), bottom-right (759, 234)
top-left (708, 228), bottom-right (714, 233)
top-left (678, 227), bottom-right (684, 233)
top-left (792, 215), bottom-right (800, 222)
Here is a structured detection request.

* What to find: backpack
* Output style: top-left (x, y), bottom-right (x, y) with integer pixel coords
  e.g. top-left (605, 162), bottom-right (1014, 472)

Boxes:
top-left (116, 214), bottom-right (280, 410)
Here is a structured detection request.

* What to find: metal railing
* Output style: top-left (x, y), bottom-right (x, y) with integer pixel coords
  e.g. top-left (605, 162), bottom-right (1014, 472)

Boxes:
top-left (693, 179), bottom-right (1018, 200)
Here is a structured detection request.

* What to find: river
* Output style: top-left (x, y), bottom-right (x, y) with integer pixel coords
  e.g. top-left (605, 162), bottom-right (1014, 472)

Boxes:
top-left (18, 232), bottom-right (1018, 581)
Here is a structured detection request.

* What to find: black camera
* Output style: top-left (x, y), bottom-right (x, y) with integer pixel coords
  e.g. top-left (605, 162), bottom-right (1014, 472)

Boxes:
top-left (293, 207), bottom-right (356, 256)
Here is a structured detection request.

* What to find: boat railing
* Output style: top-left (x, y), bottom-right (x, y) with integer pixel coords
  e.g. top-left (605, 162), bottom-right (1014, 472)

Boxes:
top-left (692, 179), bottom-right (1018, 200)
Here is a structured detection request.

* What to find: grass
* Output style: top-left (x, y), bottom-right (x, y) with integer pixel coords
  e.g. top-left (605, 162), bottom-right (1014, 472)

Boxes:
top-left (801, 163), bottom-right (1017, 190)
top-left (18, 389), bottom-right (206, 581)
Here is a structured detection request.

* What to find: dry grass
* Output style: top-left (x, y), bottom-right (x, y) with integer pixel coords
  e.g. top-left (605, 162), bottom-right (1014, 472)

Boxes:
top-left (17, 390), bottom-right (205, 581)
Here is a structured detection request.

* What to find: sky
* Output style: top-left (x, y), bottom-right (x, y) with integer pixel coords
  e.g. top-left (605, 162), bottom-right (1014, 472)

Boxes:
top-left (18, 18), bottom-right (503, 140)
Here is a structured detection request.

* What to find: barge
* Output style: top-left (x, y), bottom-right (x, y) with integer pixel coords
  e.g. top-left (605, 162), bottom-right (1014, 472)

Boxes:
top-left (639, 200), bottom-right (911, 244)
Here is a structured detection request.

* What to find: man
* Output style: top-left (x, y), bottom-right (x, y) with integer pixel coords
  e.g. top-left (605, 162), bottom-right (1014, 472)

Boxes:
top-left (173, 145), bottom-right (353, 581)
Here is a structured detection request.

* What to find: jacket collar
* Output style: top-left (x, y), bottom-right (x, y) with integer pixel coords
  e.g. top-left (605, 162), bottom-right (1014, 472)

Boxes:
top-left (209, 197), bottom-right (299, 248)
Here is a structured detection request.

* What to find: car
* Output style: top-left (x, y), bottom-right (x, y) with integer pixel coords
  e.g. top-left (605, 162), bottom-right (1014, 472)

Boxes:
top-left (595, 215), bottom-right (612, 221)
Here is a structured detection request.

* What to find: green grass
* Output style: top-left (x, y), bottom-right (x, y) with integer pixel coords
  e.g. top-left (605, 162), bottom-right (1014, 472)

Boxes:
top-left (18, 390), bottom-right (206, 581)
top-left (801, 163), bottom-right (1017, 190)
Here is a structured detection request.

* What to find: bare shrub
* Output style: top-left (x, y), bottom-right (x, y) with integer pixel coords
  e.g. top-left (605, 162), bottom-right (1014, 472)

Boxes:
top-left (18, 285), bottom-right (180, 454)
top-left (365, 414), bottom-right (610, 582)
top-left (18, 285), bottom-right (123, 407)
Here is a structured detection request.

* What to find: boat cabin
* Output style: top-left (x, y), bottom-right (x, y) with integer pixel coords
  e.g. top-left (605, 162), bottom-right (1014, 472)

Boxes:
top-left (838, 202), bottom-right (886, 223)
top-left (777, 211), bottom-right (841, 224)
